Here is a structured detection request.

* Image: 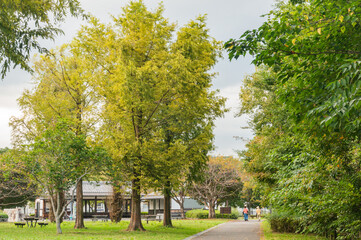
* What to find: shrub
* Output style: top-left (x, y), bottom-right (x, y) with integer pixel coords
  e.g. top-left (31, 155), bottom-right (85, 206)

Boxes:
top-left (186, 209), bottom-right (238, 219)
top-left (267, 213), bottom-right (303, 233)
top-left (186, 209), bottom-right (208, 219)
top-left (141, 212), bottom-right (149, 215)
top-left (0, 213), bottom-right (8, 219)
top-left (216, 213), bottom-right (238, 219)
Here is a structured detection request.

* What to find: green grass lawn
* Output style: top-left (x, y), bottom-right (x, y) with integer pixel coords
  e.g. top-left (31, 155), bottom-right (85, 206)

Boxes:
top-left (261, 220), bottom-right (326, 240)
top-left (0, 219), bottom-right (228, 240)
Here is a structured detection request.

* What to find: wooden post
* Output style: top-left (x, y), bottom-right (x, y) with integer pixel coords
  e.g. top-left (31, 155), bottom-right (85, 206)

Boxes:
top-left (95, 196), bottom-right (97, 213)
top-left (154, 199), bottom-right (157, 215)
top-left (43, 200), bottom-right (46, 218)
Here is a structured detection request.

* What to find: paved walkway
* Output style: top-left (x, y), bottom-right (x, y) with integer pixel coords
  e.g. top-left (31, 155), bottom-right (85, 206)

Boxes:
top-left (188, 220), bottom-right (261, 240)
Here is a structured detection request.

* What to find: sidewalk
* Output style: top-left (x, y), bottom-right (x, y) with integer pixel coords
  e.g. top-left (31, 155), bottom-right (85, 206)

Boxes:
top-left (185, 220), bottom-right (261, 240)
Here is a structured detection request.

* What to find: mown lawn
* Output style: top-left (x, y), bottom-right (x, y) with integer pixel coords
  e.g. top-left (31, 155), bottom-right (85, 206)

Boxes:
top-left (261, 220), bottom-right (326, 240)
top-left (0, 219), bottom-right (228, 240)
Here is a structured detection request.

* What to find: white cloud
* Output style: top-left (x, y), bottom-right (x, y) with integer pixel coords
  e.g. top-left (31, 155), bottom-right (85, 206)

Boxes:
top-left (211, 84), bottom-right (253, 157)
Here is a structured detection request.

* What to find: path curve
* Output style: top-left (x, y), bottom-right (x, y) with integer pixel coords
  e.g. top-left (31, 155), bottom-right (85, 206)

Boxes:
top-left (185, 219), bottom-right (261, 240)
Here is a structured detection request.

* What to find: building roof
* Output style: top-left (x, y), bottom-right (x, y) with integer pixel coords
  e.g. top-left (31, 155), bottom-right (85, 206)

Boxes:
top-left (142, 192), bottom-right (163, 200)
top-left (38, 182), bottom-right (169, 200)
top-left (71, 181), bottom-right (113, 197)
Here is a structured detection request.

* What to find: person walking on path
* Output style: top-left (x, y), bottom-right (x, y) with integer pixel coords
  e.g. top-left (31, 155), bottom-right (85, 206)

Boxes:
top-left (243, 206), bottom-right (249, 221)
top-left (256, 206), bottom-right (261, 221)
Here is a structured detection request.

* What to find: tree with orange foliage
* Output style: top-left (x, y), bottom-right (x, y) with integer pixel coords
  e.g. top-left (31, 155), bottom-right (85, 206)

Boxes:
top-left (188, 156), bottom-right (243, 218)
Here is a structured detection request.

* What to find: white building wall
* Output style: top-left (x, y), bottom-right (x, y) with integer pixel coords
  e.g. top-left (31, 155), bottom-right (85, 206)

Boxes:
top-left (171, 199), bottom-right (180, 210)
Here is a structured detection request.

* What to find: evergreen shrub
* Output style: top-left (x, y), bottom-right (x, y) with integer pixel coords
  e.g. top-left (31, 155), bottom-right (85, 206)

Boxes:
top-left (186, 209), bottom-right (238, 219)
top-left (267, 213), bottom-right (303, 233)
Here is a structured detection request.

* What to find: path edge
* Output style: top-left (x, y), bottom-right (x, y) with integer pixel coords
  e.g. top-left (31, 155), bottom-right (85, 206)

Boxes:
top-left (183, 222), bottom-right (229, 240)
top-left (259, 220), bottom-right (265, 240)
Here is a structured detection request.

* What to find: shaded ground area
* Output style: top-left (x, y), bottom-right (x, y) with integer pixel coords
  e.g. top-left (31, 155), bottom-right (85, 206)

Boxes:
top-left (190, 220), bottom-right (261, 240)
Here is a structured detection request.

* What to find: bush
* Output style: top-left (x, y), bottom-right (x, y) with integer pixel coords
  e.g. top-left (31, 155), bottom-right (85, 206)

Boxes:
top-left (186, 209), bottom-right (238, 219)
top-left (141, 212), bottom-right (148, 215)
top-left (0, 213), bottom-right (8, 219)
top-left (186, 209), bottom-right (208, 219)
top-left (216, 213), bottom-right (238, 219)
top-left (267, 213), bottom-right (303, 233)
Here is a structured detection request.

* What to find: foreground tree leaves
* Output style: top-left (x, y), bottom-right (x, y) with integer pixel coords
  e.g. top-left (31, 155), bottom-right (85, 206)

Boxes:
top-left (238, 66), bottom-right (361, 239)
top-left (0, 0), bottom-right (85, 78)
top-left (227, 1), bottom-right (361, 238)
top-left (226, 0), bottom-right (361, 138)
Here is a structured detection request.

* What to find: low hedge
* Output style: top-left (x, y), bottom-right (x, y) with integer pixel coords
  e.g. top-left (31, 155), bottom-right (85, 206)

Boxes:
top-left (216, 213), bottom-right (238, 219)
top-left (186, 209), bottom-right (238, 219)
top-left (267, 213), bottom-right (303, 233)
top-left (186, 209), bottom-right (208, 219)
top-left (0, 213), bottom-right (8, 219)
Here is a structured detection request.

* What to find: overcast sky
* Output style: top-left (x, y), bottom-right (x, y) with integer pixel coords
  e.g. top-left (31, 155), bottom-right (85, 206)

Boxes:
top-left (0, 0), bottom-right (275, 156)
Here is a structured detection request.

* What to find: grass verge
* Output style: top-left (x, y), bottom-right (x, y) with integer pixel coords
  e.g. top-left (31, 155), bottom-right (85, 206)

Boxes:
top-left (0, 219), bottom-right (228, 240)
top-left (261, 220), bottom-right (326, 240)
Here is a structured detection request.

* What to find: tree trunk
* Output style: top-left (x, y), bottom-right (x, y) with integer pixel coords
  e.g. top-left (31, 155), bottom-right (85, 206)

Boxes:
top-left (50, 193), bottom-right (65, 223)
top-left (110, 185), bottom-right (123, 223)
top-left (49, 196), bottom-right (56, 223)
top-left (54, 191), bottom-right (64, 234)
top-left (171, 189), bottom-right (186, 219)
top-left (56, 216), bottom-right (62, 234)
top-left (208, 201), bottom-right (216, 219)
top-left (127, 178), bottom-right (145, 231)
top-left (163, 181), bottom-right (173, 227)
top-left (180, 203), bottom-right (185, 219)
top-left (74, 180), bottom-right (85, 229)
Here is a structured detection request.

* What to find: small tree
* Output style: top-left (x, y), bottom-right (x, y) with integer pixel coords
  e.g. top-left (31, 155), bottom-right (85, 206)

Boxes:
top-left (18, 120), bottom-right (101, 234)
top-left (171, 183), bottom-right (188, 219)
top-left (11, 43), bottom-right (102, 229)
top-left (189, 156), bottom-right (243, 218)
top-left (0, 148), bottom-right (37, 209)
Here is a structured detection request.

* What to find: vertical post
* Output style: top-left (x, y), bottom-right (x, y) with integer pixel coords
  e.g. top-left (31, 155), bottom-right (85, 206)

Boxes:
top-left (95, 196), bottom-right (97, 214)
top-left (105, 200), bottom-right (108, 213)
top-left (43, 200), bottom-right (46, 218)
top-left (154, 199), bottom-right (157, 215)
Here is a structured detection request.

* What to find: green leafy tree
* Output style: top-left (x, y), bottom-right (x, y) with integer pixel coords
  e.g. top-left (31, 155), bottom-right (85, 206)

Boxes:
top-left (145, 16), bottom-right (225, 227)
top-left (0, 148), bottom-right (37, 208)
top-left (226, 0), bottom-right (361, 139)
top-left (237, 65), bottom-right (361, 238)
top-left (10, 43), bottom-right (103, 229)
top-left (0, 0), bottom-right (85, 78)
top-left (73, 0), bottom-right (225, 231)
top-left (18, 120), bottom-right (102, 234)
